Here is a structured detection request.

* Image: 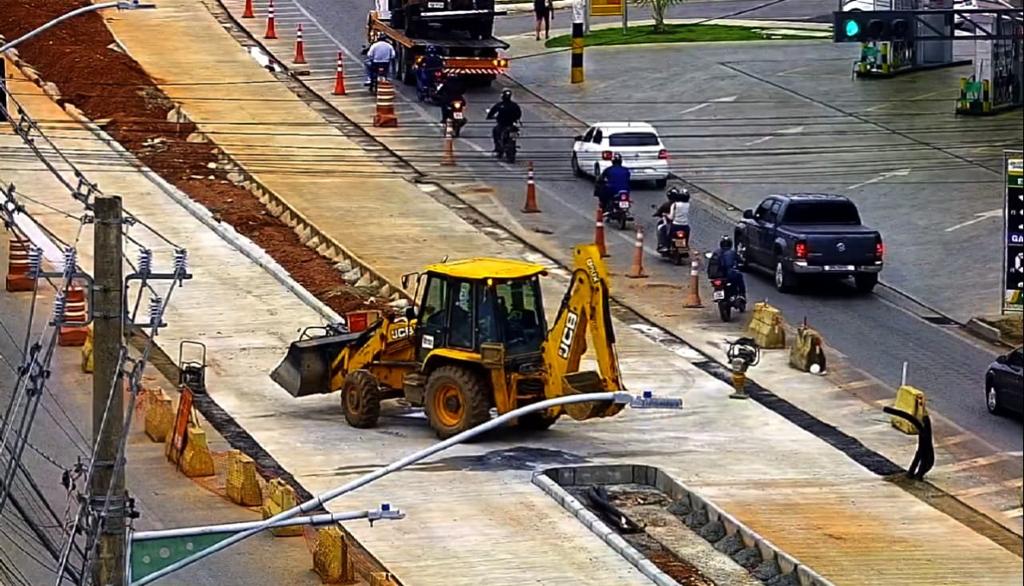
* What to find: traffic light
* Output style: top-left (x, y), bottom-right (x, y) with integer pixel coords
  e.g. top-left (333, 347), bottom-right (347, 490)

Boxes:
top-left (834, 11), bottom-right (915, 43)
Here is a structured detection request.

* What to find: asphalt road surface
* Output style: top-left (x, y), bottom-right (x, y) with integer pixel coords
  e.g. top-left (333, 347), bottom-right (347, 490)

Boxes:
top-left (285, 0), bottom-right (1022, 452)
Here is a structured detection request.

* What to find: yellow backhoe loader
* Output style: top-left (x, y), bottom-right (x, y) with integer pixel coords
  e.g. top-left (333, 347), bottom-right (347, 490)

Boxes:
top-left (270, 244), bottom-right (626, 438)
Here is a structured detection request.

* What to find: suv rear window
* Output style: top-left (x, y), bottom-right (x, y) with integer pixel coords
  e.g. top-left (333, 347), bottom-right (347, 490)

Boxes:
top-left (608, 132), bottom-right (659, 147)
top-left (783, 201), bottom-right (861, 225)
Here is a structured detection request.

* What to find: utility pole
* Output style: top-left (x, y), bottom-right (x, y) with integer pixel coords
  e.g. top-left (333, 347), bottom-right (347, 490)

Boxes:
top-left (91, 196), bottom-right (126, 585)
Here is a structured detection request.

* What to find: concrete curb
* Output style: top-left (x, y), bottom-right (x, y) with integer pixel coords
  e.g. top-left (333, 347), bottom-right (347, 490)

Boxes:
top-left (532, 473), bottom-right (678, 586)
top-left (534, 465), bottom-right (837, 586)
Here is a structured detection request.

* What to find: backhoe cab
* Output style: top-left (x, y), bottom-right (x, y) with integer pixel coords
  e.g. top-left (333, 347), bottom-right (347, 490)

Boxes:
top-left (270, 244), bottom-right (625, 438)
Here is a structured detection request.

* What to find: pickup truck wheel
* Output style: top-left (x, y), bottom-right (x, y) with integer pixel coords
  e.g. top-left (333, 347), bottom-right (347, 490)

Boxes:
top-left (341, 370), bottom-right (382, 429)
top-left (986, 377), bottom-right (1004, 415)
top-left (425, 365), bottom-right (491, 439)
top-left (571, 154), bottom-right (583, 177)
top-left (774, 259), bottom-right (798, 293)
top-left (854, 273), bottom-right (878, 294)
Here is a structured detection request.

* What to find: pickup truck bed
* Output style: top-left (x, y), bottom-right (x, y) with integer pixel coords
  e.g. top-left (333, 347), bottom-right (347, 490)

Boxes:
top-left (734, 194), bottom-right (884, 293)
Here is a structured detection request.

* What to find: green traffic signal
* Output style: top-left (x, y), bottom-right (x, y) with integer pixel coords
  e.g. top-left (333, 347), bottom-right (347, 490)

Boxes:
top-left (844, 19), bottom-right (860, 39)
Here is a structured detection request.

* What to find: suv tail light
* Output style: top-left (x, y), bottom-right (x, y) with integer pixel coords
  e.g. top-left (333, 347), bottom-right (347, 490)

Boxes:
top-left (602, 151), bottom-right (614, 161)
top-left (712, 279), bottom-right (723, 287)
top-left (875, 239), bottom-right (884, 260)
top-left (658, 149), bottom-right (669, 160)
top-left (794, 240), bottom-right (808, 260)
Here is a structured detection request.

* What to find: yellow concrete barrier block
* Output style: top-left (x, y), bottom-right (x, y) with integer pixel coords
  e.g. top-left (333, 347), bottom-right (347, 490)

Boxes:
top-left (746, 302), bottom-right (786, 350)
top-left (261, 478), bottom-right (302, 537)
top-left (370, 572), bottom-right (399, 586)
top-left (312, 525), bottom-right (353, 584)
top-left (179, 425), bottom-right (216, 477)
top-left (144, 388), bottom-right (174, 443)
top-left (890, 385), bottom-right (927, 435)
top-left (225, 450), bottom-right (262, 507)
top-left (789, 324), bottom-right (827, 374)
top-left (81, 326), bottom-right (94, 373)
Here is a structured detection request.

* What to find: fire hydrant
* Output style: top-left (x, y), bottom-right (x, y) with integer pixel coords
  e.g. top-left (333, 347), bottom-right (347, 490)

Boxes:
top-left (726, 337), bottom-right (760, 400)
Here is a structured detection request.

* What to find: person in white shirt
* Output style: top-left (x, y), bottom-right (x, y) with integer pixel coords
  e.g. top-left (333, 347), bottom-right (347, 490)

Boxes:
top-left (365, 37), bottom-right (395, 85)
top-left (656, 187), bottom-right (691, 251)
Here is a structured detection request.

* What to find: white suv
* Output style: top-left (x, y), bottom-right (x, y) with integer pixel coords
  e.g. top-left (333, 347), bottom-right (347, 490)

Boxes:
top-left (571, 122), bottom-right (670, 188)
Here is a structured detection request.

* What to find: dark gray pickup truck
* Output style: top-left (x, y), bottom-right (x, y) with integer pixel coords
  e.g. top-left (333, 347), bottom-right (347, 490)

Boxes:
top-left (733, 194), bottom-right (884, 293)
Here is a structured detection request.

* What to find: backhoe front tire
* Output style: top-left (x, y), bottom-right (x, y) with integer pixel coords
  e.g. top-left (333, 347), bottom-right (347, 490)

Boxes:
top-left (342, 370), bottom-right (382, 429)
top-left (425, 366), bottom-right (491, 439)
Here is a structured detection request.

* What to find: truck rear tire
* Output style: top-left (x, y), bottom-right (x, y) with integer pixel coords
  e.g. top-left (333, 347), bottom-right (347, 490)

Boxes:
top-left (425, 365), bottom-right (491, 439)
top-left (854, 273), bottom-right (878, 294)
top-left (774, 258), bottom-right (798, 293)
top-left (342, 370), bottom-right (382, 429)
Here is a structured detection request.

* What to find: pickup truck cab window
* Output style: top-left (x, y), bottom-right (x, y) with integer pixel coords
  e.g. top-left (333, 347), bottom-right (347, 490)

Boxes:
top-left (592, 129), bottom-right (604, 144)
top-left (582, 127), bottom-right (595, 143)
top-left (754, 200), bottom-right (774, 222)
top-left (784, 201), bottom-right (861, 225)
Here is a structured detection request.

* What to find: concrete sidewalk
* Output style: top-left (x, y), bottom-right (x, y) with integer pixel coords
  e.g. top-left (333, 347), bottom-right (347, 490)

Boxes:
top-left (5, 0), bottom-right (1003, 583)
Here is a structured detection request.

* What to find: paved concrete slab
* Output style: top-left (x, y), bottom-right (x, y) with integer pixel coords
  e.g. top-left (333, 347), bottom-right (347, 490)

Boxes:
top-left (8, 3), bottom-right (1022, 585)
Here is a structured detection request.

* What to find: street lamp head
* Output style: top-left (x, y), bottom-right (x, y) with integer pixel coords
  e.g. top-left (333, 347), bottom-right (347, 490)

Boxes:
top-left (117, 1), bottom-right (158, 9)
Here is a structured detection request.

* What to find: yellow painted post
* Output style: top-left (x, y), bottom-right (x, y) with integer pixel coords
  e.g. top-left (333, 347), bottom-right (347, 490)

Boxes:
top-left (570, 22), bottom-right (584, 84)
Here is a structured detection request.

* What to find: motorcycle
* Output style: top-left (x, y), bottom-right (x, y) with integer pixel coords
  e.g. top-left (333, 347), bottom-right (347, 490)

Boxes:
top-left (655, 217), bottom-right (690, 266)
top-left (443, 98), bottom-right (467, 138)
top-left (604, 190), bottom-right (633, 230)
top-left (710, 275), bottom-right (746, 322)
top-left (417, 69), bottom-right (446, 104)
top-left (496, 123), bottom-right (519, 163)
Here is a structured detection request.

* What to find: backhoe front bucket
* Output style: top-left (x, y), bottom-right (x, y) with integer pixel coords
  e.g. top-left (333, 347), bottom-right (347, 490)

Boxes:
top-left (270, 332), bottom-right (364, 397)
top-left (559, 371), bottom-right (625, 421)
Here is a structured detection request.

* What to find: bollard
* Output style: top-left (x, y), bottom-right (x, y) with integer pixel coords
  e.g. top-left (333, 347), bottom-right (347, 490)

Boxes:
top-left (81, 326), bottom-right (94, 373)
top-left (264, 0), bottom-right (278, 40)
top-left (226, 450), bottom-right (263, 506)
top-left (683, 252), bottom-right (702, 308)
top-left (262, 479), bottom-right (303, 536)
top-left (522, 161), bottom-right (540, 213)
top-left (625, 226), bottom-right (647, 279)
top-left (332, 51), bottom-right (347, 95)
top-left (242, 0), bottom-right (254, 18)
top-left (570, 21), bottom-right (584, 84)
top-left (313, 526), bottom-right (353, 583)
top-left (293, 24), bottom-right (307, 65)
top-left (593, 205), bottom-right (608, 258)
top-left (440, 122), bottom-right (456, 166)
top-left (144, 388), bottom-right (174, 443)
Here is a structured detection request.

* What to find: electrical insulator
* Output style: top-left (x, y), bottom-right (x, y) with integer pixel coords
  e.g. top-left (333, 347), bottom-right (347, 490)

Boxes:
top-left (148, 296), bottom-right (163, 328)
top-left (137, 248), bottom-right (153, 276)
top-left (28, 246), bottom-right (42, 277)
top-left (52, 291), bottom-right (67, 324)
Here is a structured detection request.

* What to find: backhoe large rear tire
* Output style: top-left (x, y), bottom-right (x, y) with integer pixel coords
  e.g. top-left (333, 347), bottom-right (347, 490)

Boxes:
top-left (342, 370), bottom-right (382, 429)
top-left (425, 365), bottom-right (491, 439)
top-left (518, 409), bottom-right (561, 431)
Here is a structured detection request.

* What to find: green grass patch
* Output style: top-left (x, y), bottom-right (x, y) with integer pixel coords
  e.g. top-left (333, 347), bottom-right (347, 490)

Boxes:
top-left (545, 23), bottom-right (811, 48)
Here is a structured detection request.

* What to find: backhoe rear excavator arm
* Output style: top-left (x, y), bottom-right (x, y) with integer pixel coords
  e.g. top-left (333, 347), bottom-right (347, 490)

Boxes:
top-left (542, 244), bottom-right (625, 421)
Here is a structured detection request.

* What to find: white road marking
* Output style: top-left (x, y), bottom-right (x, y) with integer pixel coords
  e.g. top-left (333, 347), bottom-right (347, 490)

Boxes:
top-left (743, 125), bottom-right (804, 147)
top-left (776, 66), bottom-right (810, 76)
top-left (845, 167), bottom-right (911, 190)
top-left (677, 95), bottom-right (738, 115)
top-left (944, 208), bottom-right (1002, 232)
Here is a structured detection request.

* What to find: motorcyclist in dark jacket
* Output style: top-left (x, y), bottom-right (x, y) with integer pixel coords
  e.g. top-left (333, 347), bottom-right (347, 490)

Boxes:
top-left (595, 153), bottom-right (630, 213)
top-left (709, 236), bottom-right (746, 297)
top-left (486, 89), bottom-right (523, 154)
top-left (437, 77), bottom-right (466, 125)
top-left (417, 45), bottom-right (445, 100)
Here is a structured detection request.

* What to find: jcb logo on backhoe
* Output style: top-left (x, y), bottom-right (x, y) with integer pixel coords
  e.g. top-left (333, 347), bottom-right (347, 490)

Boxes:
top-left (558, 311), bottom-right (579, 359)
top-left (585, 259), bottom-right (601, 284)
top-left (390, 327), bottom-right (412, 340)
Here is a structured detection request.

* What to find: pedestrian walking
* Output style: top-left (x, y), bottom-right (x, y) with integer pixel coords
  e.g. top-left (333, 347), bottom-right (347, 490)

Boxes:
top-left (534, 0), bottom-right (554, 40)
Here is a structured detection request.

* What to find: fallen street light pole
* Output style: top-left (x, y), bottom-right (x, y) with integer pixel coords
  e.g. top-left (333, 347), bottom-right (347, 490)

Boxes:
top-left (0, 1), bottom-right (156, 54)
top-left (128, 506), bottom-right (404, 583)
top-left (133, 390), bottom-right (683, 584)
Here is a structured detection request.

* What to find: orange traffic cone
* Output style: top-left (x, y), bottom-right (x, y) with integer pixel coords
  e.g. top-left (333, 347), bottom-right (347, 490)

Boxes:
top-left (264, 0), bottom-right (278, 39)
top-left (293, 24), bottom-right (307, 64)
top-left (625, 226), bottom-right (648, 279)
top-left (58, 285), bottom-right (89, 347)
top-left (332, 51), bottom-right (346, 95)
top-left (373, 80), bottom-right (398, 127)
top-left (440, 123), bottom-right (456, 166)
top-left (522, 161), bottom-right (540, 213)
top-left (594, 205), bottom-right (609, 258)
top-left (683, 251), bottom-right (703, 308)
top-left (242, 0), bottom-right (254, 18)
top-left (5, 235), bottom-right (35, 292)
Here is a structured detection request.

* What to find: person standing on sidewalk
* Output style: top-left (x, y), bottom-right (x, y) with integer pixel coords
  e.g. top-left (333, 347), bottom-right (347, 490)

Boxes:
top-left (534, 0), bottom-right (554, 40)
